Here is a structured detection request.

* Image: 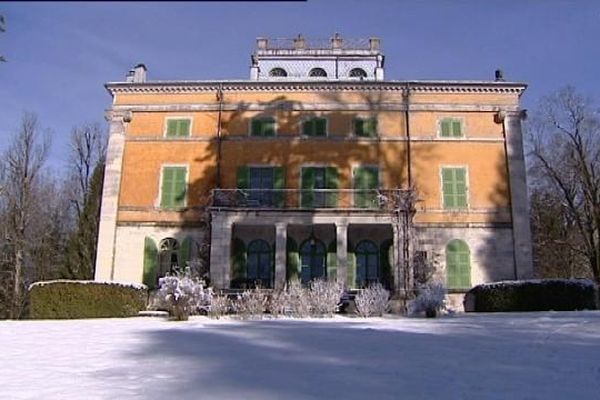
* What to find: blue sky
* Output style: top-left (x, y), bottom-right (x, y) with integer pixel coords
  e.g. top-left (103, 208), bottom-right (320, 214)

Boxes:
top-left (1, 1), bottom-right (599, 169)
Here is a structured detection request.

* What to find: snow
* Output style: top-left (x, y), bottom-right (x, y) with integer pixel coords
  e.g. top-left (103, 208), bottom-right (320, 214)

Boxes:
top-left (1, 312), bottom-right (600, 399)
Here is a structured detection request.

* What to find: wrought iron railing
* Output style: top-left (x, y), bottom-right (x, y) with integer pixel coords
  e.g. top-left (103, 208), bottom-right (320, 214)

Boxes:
top-left (263, 37), bottom-right (373, 51)
top-left (211, 189), bottom-right (412, 210)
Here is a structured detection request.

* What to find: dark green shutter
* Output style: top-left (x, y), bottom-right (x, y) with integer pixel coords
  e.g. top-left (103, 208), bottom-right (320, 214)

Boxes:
top-left (273, 167), bottom-right (286, 208)
top-left (264, 118), bottom-right (275, 136)
top-left (452, 120), bottom-right (462, 137)
top-left (179, 119), bottom-right (190, 137)
top-left (179, 237), bottom-right (193, 270)
top-left (161, 168), bottom-right (175, 207)
top-left (316, 118), bottom-right (326, 136)
top-left (325, 167), bottom-right (339, 207)
top-left (251, 119), bottom-right (262, 136)
top-left (167, 120), bottom-right (178, 137)
top-left (237, 166), bottom-right (249, 189)
top-left (347, 249), bottom-right (356, 289)
top-left (354, 119), bottom-right (364, 137)
top-left (302, 120), bottom-right (312, 136)
top-left (441, 120), bottom-right (450, 137)
top-left (380, 239), bottom-right (393, 289)
top-left (286, 237), bottom-right (300, 281)
top-left (354, 166), bottom-right (378, 208)
top-left (301, 168), bottom-right (315, 208)
top-left (231, 238), bottom-right (247, 288)
top-left (143, 237), bottom-right (158, 289)
top-left (327, 241), bottom-right (337, 280)
top-left (173, 168), bottom-right (187, 207)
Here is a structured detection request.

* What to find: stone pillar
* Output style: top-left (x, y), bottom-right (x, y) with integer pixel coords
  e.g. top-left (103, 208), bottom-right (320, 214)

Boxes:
top-left (392, 224), bottom-right (401, 293)
top-left (499, 110), bottom-right (534, 279)
top-left (209, 213), bottom-right (232, 289)
top-left (274, 223), bottom-right (287, 289)
top-left (95, 110), bottom-right (130, 281)
top-left (336, 222), bottom-right (348, 285)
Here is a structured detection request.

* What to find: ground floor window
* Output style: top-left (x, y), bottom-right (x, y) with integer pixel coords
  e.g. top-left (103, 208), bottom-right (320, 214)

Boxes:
top-left (355, 240), bottom-right (379, 287)
top-left (247, 239), bottom-right (273, 288)
top-left (159, 238), bottom-right (180, 277)
top-left (446, 239), bottom-right (471, 290)
top-left (300, 238), bottom-right (327, 284)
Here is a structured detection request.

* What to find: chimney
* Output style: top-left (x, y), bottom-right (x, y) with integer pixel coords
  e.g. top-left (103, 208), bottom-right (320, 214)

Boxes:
top-left (257, 37), bottom-right (268, 50)
top-left (331, 33), bottom-right (343, 49)
top-left (494, 69), bottom-right (505, 82)
top-left (126, 69), bottom-right (135, 83)
top-left (369, 37), bottom-right (381, 51)
top-left (132, 63), bottom-right (147, 83)
top-left (294, 34), bottom-right (305, 50)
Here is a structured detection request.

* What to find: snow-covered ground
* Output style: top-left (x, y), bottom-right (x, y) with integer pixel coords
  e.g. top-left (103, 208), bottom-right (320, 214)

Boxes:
top-left (1, 312), bottom-right (600, 400)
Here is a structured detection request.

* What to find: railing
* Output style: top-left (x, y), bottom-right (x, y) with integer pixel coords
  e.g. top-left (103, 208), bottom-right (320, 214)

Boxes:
top-left (263, 37), bottom-right (374, 51)
top-left (211, 189), bottom-right (412, 210)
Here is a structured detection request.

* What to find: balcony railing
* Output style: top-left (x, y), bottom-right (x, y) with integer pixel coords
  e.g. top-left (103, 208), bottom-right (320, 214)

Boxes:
top-left (211, 189), bottom-right (413, 210)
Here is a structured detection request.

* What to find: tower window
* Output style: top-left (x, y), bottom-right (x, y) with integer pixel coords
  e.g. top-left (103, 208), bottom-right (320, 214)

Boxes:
top-left (349, 68), bottom-right (367, 78)
top-left (309, 68), bottom-right (327, 77)
top-left (269, 68), bottom-right (288, 77)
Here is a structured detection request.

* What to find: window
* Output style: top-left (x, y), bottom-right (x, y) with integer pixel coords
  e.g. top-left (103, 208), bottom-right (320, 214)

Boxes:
top-left (446, 239), bottom-right (471, 290)
top-left (355, 240), bottom-right (379, 287)
top-left (354, 166), bottom-right (379, 208)
top-left (441, 167), bottom-right (468, 209)
top-left (439, 118), bottom-right (463, 138)
top-left (300, 238), bottom-right (327, 284)
top-left (159, 238), bottom-right (179, 277)
top-left (247, 240), bottom-right (273, 288)
top-left (251, 117), bottom-right (276, 137)
top-left (309, 68), bottom-right (327, 77)
top-left (354, 117), bottom-right (378, 137)
top-left (166, 118), bottom-right (191, 138)
top-left (160, 166), bottom-right (187, 208)
top-left (237, 166), bottom-right (285, 207)
top-left (349, 68), bottom-right (367, 78)
top-left (269, 68), bottom-right (287, 77)
top-left (301, 167), bottom-right (338, 208)
top-left (302, 117), bottom-right (327, 137)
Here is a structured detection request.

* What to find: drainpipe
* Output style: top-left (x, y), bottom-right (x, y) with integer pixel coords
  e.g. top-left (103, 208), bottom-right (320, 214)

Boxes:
top-left (216, 83), bottom-right (224, 188)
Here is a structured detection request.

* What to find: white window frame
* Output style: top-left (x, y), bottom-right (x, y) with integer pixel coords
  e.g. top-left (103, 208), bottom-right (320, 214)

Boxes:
top-left (439, 165), bottom-right (470, 210)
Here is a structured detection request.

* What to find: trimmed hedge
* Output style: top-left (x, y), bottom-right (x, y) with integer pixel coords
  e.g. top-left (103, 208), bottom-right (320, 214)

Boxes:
top-left (28, 280), bottom-right (148, 319)
top-left (464, 279), bottom-right (599, 312)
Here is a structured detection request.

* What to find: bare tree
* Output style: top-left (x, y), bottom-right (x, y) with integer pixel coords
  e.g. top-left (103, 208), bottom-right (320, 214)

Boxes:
top-left (0, 112), bottom-right (51, 318)
top-left (528, 86), bottom-right (600, 283)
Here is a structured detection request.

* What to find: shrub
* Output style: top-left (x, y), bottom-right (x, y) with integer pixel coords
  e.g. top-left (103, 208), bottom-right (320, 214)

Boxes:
top-left (28, 280), bottom-right (147, 319)
top-left (308, 279), bottom-right (344, 317)
top-left (464, 279), bottom-right (599, 312)
top-left (154, 268), bottom-right (212, 321)
top-left (285, 279), bottom-right (312, 318)
top-left (232, 289), bottom-right (268, 319)
top-left (355, 283), bottom-right (390, 317)
top-left (408, 283), bottom-right (447, 318)
top-left (207, 295), bottom-right (230, 319)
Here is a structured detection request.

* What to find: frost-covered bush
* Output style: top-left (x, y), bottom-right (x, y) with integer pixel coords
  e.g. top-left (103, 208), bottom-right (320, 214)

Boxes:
top-left (355, 283), bottom-right (390, 317)
top-left (408, 283), bottom-right (447, 318)
top-left (154, 268), bottom-right (212, 321)
top-left (308, 279), bottom-right (344, 317)
top-left (232, 289), bottom-right (267, 319)
top-left (465, 279), bottom-right (599, 312)
top-left (268, 289), bottom-right (290, 317)
top-left (207, 294), bottom-right (230, 319)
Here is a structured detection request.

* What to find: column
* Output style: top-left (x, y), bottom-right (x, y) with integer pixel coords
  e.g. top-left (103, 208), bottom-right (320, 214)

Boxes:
top-left (209, 214), bottom-right (232, 289)
top-left (336, 222), bottom-right (348, 286)
top-left (500, 110), bottom-right (534, 279)
top-left (94, 110), bottom-right (130, 281)
top-left (392, 224), bottom-right (401, 294)
top-left (274, 223), bottom-right (287, 289)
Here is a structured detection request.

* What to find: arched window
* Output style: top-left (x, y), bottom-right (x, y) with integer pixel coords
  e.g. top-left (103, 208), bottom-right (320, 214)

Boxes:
top-left (309, 68), bottom-right (327, 77)
top-left (159, 238), bottom-right (179, 277)
top-left (446, 239), bottom-right (471, 290)
top-left (247, 239), bottom-right (273, 288)
top-left (299, 238), bottom-right (327, 284)
top-left (269, 68), bottom-right (288, 77)
top-left (349, 68), bottom-right (367, 78)
top-left (355, 240), bottom-right (379, 287)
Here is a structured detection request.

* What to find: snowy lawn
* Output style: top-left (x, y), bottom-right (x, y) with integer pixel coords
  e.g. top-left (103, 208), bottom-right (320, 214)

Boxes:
top-left (1, 312), bottom-right (600, 400)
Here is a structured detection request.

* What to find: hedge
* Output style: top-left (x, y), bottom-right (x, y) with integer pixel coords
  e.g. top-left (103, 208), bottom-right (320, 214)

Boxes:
top-left (464, 279), bottom-right (599, 312)
top-left (28, 280), bottom-right (148, 319)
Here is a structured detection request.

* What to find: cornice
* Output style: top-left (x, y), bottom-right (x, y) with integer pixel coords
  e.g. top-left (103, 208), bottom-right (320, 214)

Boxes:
top-left (106, 80), bottom-right (527, 96)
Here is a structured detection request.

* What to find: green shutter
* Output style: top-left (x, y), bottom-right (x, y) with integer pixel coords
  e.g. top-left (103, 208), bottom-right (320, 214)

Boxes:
top-left (264, 118), bottom-right (275, 136)
top-left (354, 119), bottom-right (365, 137)
top-left (302, 120), bottom-right (312, 136)
top-left (273, 167), bottom-right (286, 208)
top-left (167, 120), bottom-right (178, 137)
top-left (347, 250), bottom-right (356, 289)
top-left (301, 168), bottom-right (315, 208)
top-left (367, 118), bottom-right (377, 137)
top-left (237, 166), bottom-right (249, 189)
top-left (286, 238), bottom-right (300, 281)
top-left (173, 168), bottom-right (187, 207)
top-left (325, 167), bottom-right (339, 207)
top-left (251, 119), bottom-right (262, 136)
top-left (179, 237), bottom-right (193, 270)
top-left (316, 118), bottom-right (326, 136)
top-left (167, 119), bottom-right (190, 137)
top-left (354, 166), bottom-right (378, 208)
top-left (441, 120), bottom-right (451, 137)
top-left (161, 166), bottom-right (186, 208)
top-left (380, 239), bottom-right (393, 289)
top-left (442, 168), bottom-right (467, 209)
top-left (143, 237), bottom-right (158, 290)
top-left (452, 120), bottom-right (462, 137)
top-left (327, 241), bottom-right (337, 280)
top-left (161, 168), bottom-right (175, 207)
top-left (231, 238), bottom-right (247, 288)
top-left (356, 118), bottom-right (377, 137)
top-left (446, 240), bottom-right (470, 290)
top-left (179, 119), bottom-right (190, 137)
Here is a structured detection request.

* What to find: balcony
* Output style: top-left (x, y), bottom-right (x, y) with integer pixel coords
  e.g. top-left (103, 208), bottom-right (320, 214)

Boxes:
top-left (210, 189), bottom-right (413, 211)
